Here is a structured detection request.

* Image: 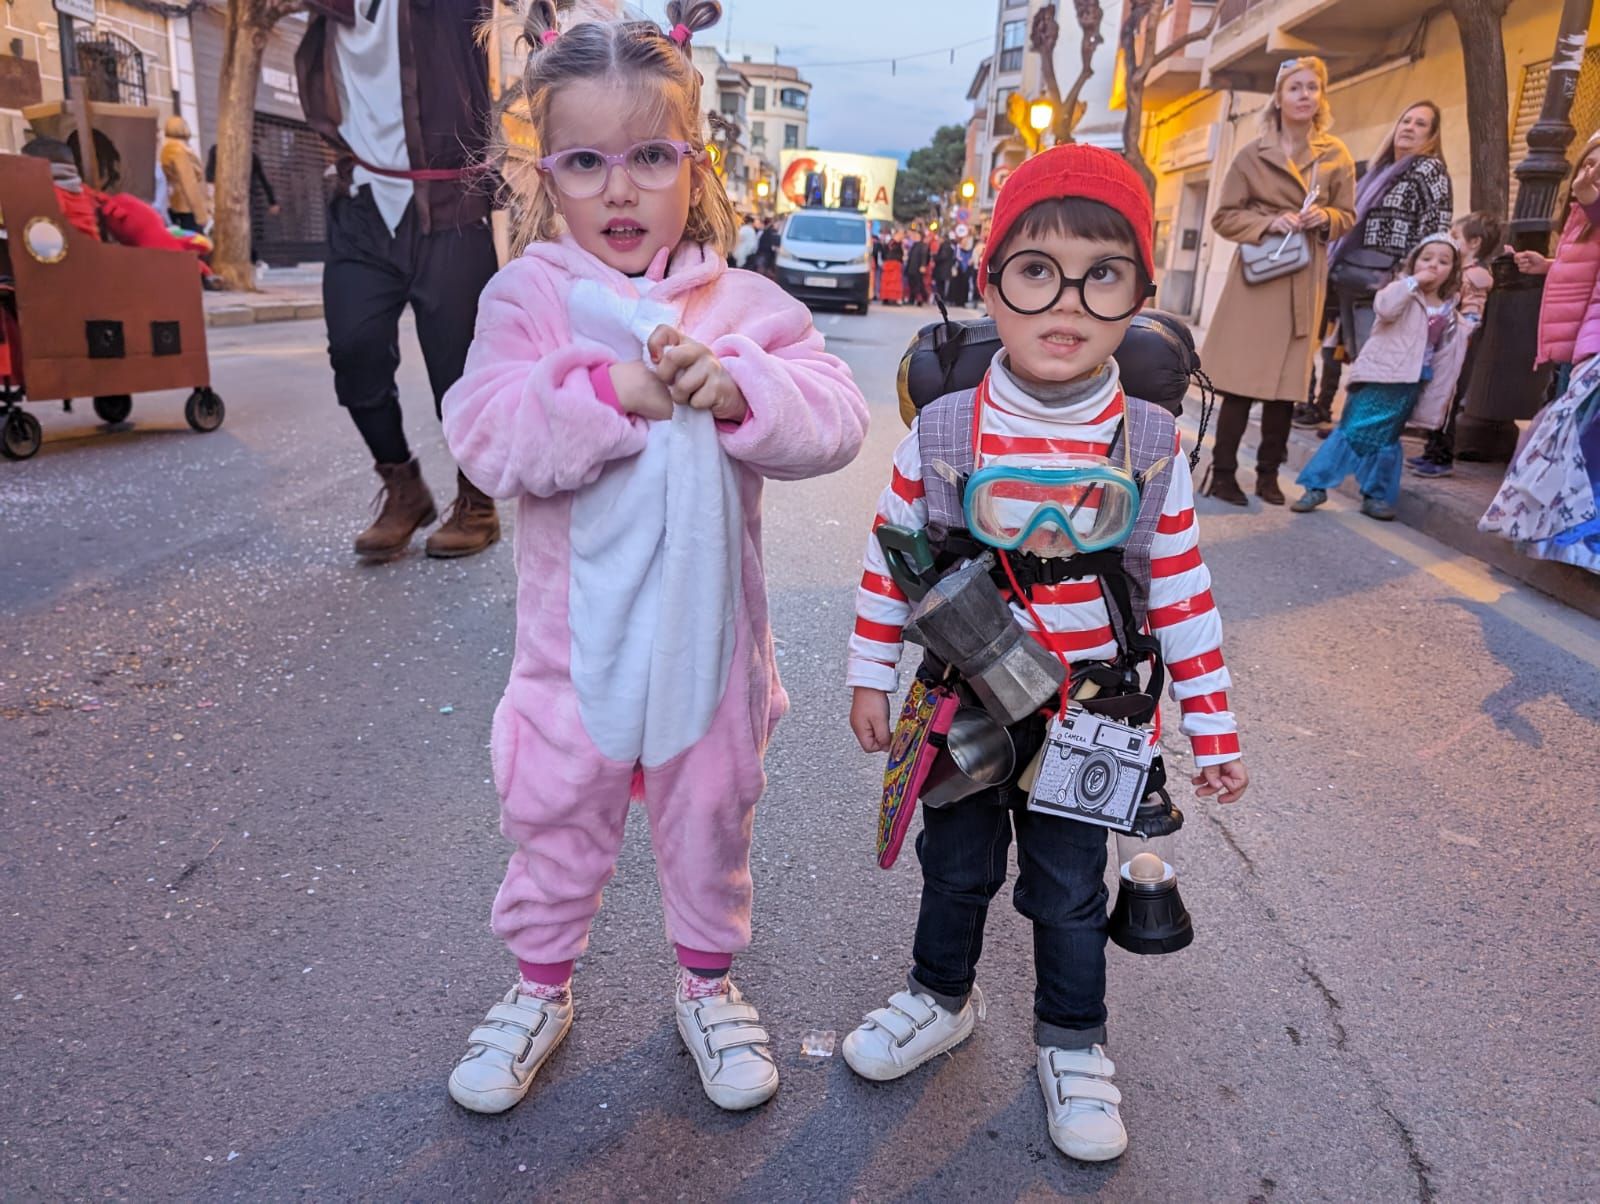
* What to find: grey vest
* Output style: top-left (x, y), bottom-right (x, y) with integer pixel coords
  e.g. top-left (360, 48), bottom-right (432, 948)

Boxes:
top-left (918, 386), bottom-right (1178, 636)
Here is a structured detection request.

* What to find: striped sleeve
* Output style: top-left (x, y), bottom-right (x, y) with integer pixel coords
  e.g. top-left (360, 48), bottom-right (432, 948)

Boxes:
top-left (846, 425), bottom-right (928, 692)
top-left (1147, 449), bottom-right (1240, 766)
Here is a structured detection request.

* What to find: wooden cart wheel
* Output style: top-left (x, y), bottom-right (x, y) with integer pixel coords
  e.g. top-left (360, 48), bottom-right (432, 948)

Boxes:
top-left (184, 388), bottom-right (225, 433)
top-left (93, 394), bottom-right (133, 424)
top-left (1, 409), bottom-right (42, 460)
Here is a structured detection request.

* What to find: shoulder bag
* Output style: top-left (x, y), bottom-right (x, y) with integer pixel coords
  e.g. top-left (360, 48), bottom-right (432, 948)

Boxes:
top-left (1239, 229), bottom-right (1311, 285)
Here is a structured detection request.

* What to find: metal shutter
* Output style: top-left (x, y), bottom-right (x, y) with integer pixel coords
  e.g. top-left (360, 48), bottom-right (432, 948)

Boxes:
top-left (251, 113), bottom-right (338, 266)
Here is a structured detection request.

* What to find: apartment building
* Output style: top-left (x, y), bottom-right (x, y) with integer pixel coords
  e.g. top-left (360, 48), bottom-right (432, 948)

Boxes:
top-left (1141, 0), bottom-right (1593, 326)
top-left (692, 43), bottom-right (756, 209)
top-left (728, 46), bottom-right (811, 198)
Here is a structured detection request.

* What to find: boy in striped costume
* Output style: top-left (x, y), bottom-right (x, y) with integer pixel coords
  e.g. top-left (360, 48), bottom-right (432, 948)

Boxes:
top-left (841, 146), bottom-right (1248, 1162)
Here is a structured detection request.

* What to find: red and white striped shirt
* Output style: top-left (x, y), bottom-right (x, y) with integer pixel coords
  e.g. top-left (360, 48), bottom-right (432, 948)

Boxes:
top-left (848, 360), bottom-right (1240, 766)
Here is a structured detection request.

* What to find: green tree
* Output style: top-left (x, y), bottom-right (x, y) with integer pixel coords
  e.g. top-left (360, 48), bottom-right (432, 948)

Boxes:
top-left (893, 124), bottom-right (967, 223)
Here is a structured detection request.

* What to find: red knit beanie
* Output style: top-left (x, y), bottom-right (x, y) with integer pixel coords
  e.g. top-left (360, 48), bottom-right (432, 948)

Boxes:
top-left (979, 144), bottom-right (1155, 292)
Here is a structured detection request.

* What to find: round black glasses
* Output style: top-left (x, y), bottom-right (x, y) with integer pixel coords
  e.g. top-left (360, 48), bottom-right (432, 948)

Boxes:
top-left (992, 250), bottom-right (1155, 320)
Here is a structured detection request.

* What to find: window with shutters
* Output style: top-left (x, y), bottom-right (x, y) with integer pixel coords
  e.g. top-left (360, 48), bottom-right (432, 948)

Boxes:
top-left (75, 29), bottom-right (146, 106)
top-left (1510, 46), bottom-right (1600, 212)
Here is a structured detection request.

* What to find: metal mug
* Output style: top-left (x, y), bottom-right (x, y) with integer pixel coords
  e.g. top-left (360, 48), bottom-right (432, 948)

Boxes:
top-left (921, 708), bottom-right (1016, 809)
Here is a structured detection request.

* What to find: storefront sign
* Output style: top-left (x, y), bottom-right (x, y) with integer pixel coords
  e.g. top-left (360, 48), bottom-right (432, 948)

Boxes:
top-left (776, 149), bottom-right (897, 222)
top-left (1158, 124), bottom-right (1219, 174)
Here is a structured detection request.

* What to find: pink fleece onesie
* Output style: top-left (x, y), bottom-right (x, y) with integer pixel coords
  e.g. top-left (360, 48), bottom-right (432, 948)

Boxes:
top-left (442, 236), bottom-right (869, 966)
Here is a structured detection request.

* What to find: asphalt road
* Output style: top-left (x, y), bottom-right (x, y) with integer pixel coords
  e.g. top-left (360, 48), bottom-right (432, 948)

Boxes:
top-left (3, 301), bottom-right (1598, 1203)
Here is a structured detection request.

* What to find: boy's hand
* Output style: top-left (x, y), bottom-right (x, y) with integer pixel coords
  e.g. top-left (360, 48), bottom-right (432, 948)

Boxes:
top-left (648, 325), bottom-right (750, 424)
top-left (850, 687), bottom-right (892, 753)
top-left (1191, 758), bottom-right (1248, 804)
top-left (609, 360), bottom-right (675, 421)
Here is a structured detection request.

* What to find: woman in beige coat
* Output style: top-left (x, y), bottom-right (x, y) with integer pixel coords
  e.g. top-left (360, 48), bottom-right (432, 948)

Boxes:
top-left (159, 116), bottom-right (209, 233)
top-left (1200, 57), bottom-right (1355, 506)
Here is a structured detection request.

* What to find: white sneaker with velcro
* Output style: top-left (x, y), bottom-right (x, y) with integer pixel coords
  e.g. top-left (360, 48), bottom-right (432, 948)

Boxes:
top-left (841, 986), bottom-right (978, 1082)
top-left (447, 985), bottom-right (572, 1114)
top-left (674, 981), bottom-right (779, 1111)
top-left (1037, 1043), bottom-right (1128, 1161)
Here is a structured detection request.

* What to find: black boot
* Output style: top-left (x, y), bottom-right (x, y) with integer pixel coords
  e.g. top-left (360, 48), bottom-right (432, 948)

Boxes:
top-left (1207, 469), bottom-right (1249, 506)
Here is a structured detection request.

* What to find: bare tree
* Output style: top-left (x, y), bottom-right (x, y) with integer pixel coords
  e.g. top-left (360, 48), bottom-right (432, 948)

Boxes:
top-left (1449, 0), bottom-right (1513, 216)
top-left (1031, 1), bottom-right (1106, 144)
top-left (212, 0), bottom-right (305, 290)
top-left (1117, 0), bottom-right (1221, 195)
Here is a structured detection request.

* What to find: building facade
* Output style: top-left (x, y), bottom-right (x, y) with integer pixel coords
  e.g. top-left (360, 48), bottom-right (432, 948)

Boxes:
top-left (1139, 0), bottom-right (1595, 326)
top-left (0, 0), bottom-right (190, 174)
top-left (968, 0), bottom-right (1129, 219)
top-left (724, 44), bottom-right (811, 203)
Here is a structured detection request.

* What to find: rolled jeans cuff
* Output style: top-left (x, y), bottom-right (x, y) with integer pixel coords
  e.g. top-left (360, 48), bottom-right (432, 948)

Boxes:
top-left (908, 971), bottom-right (970, 1016)
top-left (1036, 1018), bottom-right (1106, 1050)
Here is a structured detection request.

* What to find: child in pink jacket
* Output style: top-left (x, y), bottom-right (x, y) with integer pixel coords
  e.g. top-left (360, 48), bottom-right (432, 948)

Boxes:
top-left (439, 0), bottom-right (867, 1117)
top-left (1513, 132), bottom-right (1600, 390)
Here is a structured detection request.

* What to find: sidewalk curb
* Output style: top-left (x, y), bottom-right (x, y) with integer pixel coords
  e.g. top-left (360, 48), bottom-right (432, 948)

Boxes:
top-left (205, 300), bottom-right (324, 328)
top-left (1184, 411), bottom-right (1600, 621)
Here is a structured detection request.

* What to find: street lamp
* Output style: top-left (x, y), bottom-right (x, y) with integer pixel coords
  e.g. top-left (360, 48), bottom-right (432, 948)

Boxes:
top-left (1459, 0), bottom-right (1592, 458)
top-left (1028, 99), bottom-right (1055, 134)
top-left (755, 178), bottom-right (770, 199)
top-left (960, 178), bottom-right (976, 201)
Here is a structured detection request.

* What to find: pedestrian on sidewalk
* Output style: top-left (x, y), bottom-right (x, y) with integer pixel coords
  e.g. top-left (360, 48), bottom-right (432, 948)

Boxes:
top-left (906, 228), bottom-right (930, 305)
top-left (205, 144), bottom-right (281, 271)
top-left (1292, 234), bottom-right (1467, 520)
top-left (733, 212), bottom-right (758, 267)
top-left (1498, 135), bottom-right (1600, 401)
top-left (879, 228), bottom-right (906, 304)
top-left (159, 116), bottom-right (209, 235)
top-left (1201, 57), bottom-right (1356, 508)
top-left (845, 144), bottom-right (1247, 1165)
top-left (1408, 210), bottom-right (1501, 477)
top-left (295, 0), bottom-right (501, 560)
top-left (439, 0), bottom-right (867, 1120)
top-left (1323, 101), bottom-right (1453, 367)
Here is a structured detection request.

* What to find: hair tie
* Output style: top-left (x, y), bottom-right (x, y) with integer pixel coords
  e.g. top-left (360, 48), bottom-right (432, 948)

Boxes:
top-left (669, 23), bottom-right (692, 46)
top-left (541, 29), bottom-right (559, 45)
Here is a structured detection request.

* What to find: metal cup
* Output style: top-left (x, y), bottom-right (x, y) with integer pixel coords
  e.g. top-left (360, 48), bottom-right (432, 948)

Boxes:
top-left (921, 708), bottom-right (1016, 809)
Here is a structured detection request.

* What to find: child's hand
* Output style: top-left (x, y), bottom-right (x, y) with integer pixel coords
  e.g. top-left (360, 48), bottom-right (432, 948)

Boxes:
top-left (1191, 759), bottom-right (1248, 804)
top-left (609, 360), bottom-right (675, 421)
top-left (1575, 157), bottom-right (1600, 205)
top-left (850, 687), bottom-right (892, 753)
top-left (1508, 245), bottom-right (1552, 276)
top-left (647, 325), bottom-right (751, 424)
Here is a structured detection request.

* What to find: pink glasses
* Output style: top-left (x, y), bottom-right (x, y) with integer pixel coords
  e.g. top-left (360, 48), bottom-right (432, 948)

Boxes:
top-left (537, 139), bottom-right (698, 198)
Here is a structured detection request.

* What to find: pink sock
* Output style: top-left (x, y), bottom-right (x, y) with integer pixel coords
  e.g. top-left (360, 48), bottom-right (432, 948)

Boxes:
top-left (517, 958), bottom-right (573, 1003)
top-left (679, 967), bottom-right (729, 1000)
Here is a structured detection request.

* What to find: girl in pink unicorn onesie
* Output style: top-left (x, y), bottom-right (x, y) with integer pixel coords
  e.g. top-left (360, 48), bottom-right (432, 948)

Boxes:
top-left (439, 0), bottom-right (868, 1115)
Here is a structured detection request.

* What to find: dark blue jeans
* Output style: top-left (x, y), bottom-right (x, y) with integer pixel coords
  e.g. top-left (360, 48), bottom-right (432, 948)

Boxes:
top-left (909, 720), bottom-right (1115, 1049)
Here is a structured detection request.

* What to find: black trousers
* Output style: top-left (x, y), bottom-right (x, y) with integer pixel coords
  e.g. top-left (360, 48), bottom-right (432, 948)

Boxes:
top-left (909, 717), bottom-right (1114, 1049)
top-left (323, 187), bottom-right (499, 464)
top-left (1211, 394), bottom-right (1294, 477)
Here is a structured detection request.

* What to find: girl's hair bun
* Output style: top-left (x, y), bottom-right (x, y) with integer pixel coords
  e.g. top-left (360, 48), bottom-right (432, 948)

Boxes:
top-left (664, 1), bottom-right (722, 48)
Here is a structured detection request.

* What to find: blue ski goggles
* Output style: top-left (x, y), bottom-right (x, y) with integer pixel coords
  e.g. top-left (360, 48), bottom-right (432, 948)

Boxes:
top-left (963, 457), bottom-right (1142, 556)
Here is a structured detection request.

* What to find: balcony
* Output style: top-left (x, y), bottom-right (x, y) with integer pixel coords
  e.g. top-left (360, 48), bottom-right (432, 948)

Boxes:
top-left (1206, 0), bottom-right (1442, 92)
top-left (1142, 0), bottom-right (1218, 109)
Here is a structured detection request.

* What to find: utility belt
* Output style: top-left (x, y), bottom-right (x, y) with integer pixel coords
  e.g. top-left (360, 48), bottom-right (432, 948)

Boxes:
top-left (924, 529), bottom-right (1165, 728)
